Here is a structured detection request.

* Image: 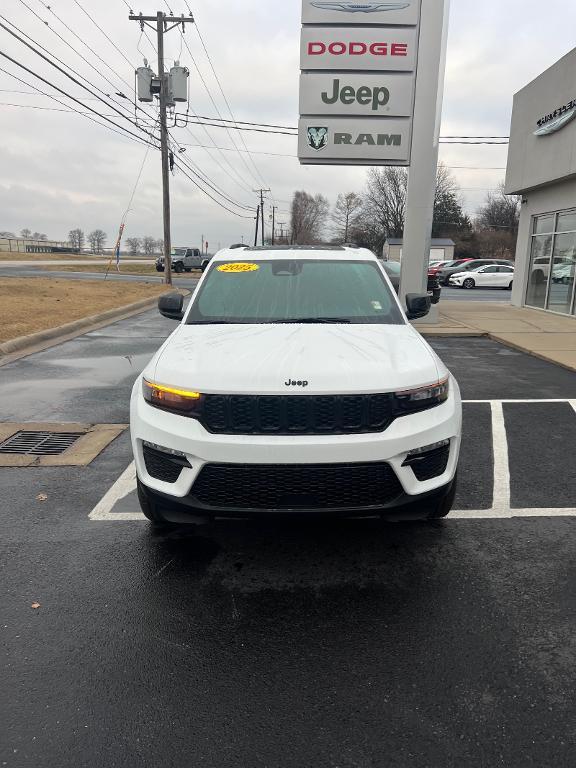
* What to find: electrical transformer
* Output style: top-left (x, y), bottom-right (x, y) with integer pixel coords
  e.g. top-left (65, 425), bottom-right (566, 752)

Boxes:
top-left (136, 61), bottom-right (154, 102)
top-left (169, 62), bottom-right (189, 102)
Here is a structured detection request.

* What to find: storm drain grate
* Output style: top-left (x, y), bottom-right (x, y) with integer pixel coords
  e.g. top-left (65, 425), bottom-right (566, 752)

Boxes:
top-left (0, 431), bottom-right (85, 456)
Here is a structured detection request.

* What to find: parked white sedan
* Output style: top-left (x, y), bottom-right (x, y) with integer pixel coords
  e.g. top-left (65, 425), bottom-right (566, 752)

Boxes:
top-left (449, 264), bottom-right (514, 290)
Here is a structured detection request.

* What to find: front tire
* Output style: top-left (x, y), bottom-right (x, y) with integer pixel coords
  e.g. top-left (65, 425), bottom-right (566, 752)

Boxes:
top-left (463, 278), bottom-right (475, 289)
top-left (425, 473), bottom-right (457, 519)
top-left (174, 262), bottom-right (184, 274)
top-left (137, 477), bottom-right (175, 528)
top-left (508, 280), bottom-right (513, 290)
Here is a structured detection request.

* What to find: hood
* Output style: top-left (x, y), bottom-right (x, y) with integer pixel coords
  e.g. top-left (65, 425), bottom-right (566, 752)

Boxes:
top-left (149, 323), bottom-right (441, 395)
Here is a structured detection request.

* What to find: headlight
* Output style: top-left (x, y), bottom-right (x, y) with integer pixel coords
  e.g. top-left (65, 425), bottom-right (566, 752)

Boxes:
top-left (394, 377), bottom-right (449, 413)
top-left (142, 378), bottom-right (203, 416)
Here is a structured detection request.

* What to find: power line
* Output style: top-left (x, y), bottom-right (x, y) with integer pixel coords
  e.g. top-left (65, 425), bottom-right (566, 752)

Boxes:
top-left (167, 133), bottom-right (253, 211)
top-left (0, 17), bottom-right (159, 145)
top-left (178, 30), bottom-right (265, 190)
top-left (193, 22), bottom-right (269, 190)
top-left (0, 65), bottom-right (156, 148)
top-left (71, 0), bottom-right (135, 69)
top-left (174, 160), bottom-right (255, 219)
top-left (0, 50), bottom-right (158, 148)
top-left (4, 8), bottom-right (156, 130)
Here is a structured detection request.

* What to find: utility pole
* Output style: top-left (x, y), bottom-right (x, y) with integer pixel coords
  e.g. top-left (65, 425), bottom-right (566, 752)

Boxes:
top-left (254, 204), bottom-right (260, 247)
top-left (271, 206), bottom-right (277, 245)
top-left (253, 188), bottom-right (270, 246)
top-left (130, 11), bottom-right (195, 286)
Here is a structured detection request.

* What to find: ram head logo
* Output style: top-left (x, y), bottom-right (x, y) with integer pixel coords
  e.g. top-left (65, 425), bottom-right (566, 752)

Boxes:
top-left (307, 126), bottom-right (328, 151)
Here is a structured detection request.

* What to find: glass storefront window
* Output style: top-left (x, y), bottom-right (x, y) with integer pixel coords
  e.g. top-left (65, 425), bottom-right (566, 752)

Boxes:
top-left (557, 211), bottom-right (576, 233)
top-left (533, 215), bottom-right (555, 234)
top-left (526, 234), bottom-right (552, 309)
top-left (548, 232), bottom-right (576, 314)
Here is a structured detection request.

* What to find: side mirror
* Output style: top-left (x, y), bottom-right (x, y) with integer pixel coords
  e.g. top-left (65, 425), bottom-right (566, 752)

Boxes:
top-left (406, 293), bottom-right (431, 320)
top-left (158, 292), bottom-right (184, 321)
top-left (200, 259), bottom-right (210, 272)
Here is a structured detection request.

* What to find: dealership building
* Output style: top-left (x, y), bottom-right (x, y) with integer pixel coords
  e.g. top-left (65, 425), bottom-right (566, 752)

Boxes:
top-left (506, 48), bottom-right (576, 317)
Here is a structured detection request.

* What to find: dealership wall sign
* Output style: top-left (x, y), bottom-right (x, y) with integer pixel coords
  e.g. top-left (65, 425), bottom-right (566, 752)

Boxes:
top-left (299, 0), bottom-right (423, 165)
top-left (534, 101), bottom-right (576, 137)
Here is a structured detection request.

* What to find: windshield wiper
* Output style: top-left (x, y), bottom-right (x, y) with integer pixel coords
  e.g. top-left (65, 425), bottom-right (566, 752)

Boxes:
top-left (272, 317), bottom-right (352, 324)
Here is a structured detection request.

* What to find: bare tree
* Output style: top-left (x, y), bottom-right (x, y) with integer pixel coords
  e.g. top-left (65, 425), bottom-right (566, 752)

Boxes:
top-left (290, 191), bottom-right (329, 244)
top-left (155, 238), bottom-right (164, 254)
top-left (21, 228), bottom-right (32, 238)
top-left (68, 228), bottom-right (85, 252)
top-left (126, 237), bottom-right (142, 256)
top-left (355, 167), bottom-right (407, 253)
top-left (142, 236), bottom-right (157, 256)
top-left (88, 229), bottom-right (107, 254)
top-left (0, 231), bottom-right (16, 238)
top-left (332, 192), bottom-right (362, 243)
top-left (32, 232), bottom-right (47, 241)
top-left (476, 183), bottom-right (521, 237)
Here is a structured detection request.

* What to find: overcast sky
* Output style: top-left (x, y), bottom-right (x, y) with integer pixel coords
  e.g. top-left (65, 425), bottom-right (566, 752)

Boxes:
top-left (1, 0), bottom-right (576, 249)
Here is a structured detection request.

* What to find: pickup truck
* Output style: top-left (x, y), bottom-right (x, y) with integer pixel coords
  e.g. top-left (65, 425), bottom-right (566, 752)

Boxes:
top-left (156, 247), bottom-right (202, 273)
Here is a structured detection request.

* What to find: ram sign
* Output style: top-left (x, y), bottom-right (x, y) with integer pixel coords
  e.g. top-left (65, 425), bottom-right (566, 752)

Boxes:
top-left (298, 117), bottom-right (412, 164)
top-left (299, 0), bottom-right (421, 165)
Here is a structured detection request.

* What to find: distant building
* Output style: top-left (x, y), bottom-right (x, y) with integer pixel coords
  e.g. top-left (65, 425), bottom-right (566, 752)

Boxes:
top-left (0, 237), bottom-right (76, 254)
top-left (506, 47), bottom-right (576, 318)
top-left (382, 237), bottom-right (455, 263)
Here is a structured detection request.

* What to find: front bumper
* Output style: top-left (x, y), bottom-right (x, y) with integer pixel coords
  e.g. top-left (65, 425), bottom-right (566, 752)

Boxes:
top-left (130, 377), bottom-right (462, 516)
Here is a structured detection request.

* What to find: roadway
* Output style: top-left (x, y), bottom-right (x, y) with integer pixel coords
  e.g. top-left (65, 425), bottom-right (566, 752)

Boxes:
top-left (2, 309), bottom-right (576, 766)
top-left (0, 263), bottom-right (511, 302)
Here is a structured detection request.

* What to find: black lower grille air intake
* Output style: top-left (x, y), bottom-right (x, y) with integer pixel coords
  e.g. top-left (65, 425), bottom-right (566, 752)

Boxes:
top-left (191, 462), bottom-right (403, 510)
top-left (403, 443), bottom-right (450, 482)
top-left (143, 445), bottom-right (189, 483)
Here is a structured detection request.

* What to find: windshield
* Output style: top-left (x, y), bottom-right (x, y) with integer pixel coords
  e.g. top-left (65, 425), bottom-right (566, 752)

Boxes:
top-left (171, 248), bottom-right (187, 256)
top-left (186, 259), bottom-right (404, 325)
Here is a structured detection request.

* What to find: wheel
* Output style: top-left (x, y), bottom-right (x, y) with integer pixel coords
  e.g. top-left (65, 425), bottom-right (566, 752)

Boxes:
top-left (137, 477), bottom-right (176, 528)
top-left (507, 280), bottom-right (513, 290)
top-left (156, 266), bottom-right (164, 272)
top-left (426, 473), bottom-right (458, 519)
top-left (174, 262), bottom-right (184, 273)
top-left (462, 278), bottom-right (475, 289)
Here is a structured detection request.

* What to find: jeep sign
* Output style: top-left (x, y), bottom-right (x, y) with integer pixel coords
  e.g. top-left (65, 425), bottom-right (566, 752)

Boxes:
top-left (300, 27), bottom-right (417, 71)
top-left (300, 72), bottom-right (415, 117)
top-left (301, 0), bottom-right (420, 26)
top-left (298, 117), bottom-right (411, 164)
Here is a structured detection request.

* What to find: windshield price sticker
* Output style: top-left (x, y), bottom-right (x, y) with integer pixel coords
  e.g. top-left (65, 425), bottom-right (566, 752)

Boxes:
top-left (217, 263), bottom-right (260, 273)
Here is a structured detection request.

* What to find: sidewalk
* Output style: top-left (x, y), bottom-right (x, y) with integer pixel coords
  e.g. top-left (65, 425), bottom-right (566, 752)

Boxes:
top-left (415, 301), bottom-right (576, 372)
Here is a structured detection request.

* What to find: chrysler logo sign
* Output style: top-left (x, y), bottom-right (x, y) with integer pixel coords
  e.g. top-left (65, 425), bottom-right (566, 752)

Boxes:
top-left (310, 2), bottom-right (410, 11)
top-left (535, 101), bottom-right (576, 136)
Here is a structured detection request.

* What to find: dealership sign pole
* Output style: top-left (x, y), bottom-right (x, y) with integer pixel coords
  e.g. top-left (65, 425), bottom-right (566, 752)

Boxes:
top-left (298, 0), bottom-right (450, 317)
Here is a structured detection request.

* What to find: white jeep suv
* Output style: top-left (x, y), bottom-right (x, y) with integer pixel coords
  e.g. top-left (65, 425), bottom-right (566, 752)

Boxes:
top-left (130, 245), bottom-right (462, 525)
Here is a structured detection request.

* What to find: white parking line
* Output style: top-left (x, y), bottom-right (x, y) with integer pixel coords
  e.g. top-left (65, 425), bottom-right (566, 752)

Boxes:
top-left (89, 399), bottom-right (576, 522)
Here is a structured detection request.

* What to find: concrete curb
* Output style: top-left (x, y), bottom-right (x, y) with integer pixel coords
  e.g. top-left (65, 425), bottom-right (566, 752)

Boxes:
top-left (0, 293), bottom-right (173, 361)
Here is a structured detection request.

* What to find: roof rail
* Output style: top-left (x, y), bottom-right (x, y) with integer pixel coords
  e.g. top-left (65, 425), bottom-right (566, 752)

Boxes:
top-left (229, 243), bottom-right (249, 250)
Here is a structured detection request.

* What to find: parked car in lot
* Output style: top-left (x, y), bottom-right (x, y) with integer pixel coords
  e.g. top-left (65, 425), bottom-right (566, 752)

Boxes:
top-left (428, 258), bottom-right (473, 278)
top-left (436, 258), bottom-right (514, 285)
top-left (381, 260), bottom-right (441, 304)
top-left (156, 247), bottom-right (202, 273)
top-left (551, 262), bottom-right (575, 284)
top-left (131, 245), bottom-right (462, 526)
top-left (449, 264), bottom-right (515, 290)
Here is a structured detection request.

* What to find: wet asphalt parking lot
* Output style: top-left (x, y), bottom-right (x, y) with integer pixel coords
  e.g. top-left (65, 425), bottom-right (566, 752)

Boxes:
top-left (2, 308), bottom-right (576, 767)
